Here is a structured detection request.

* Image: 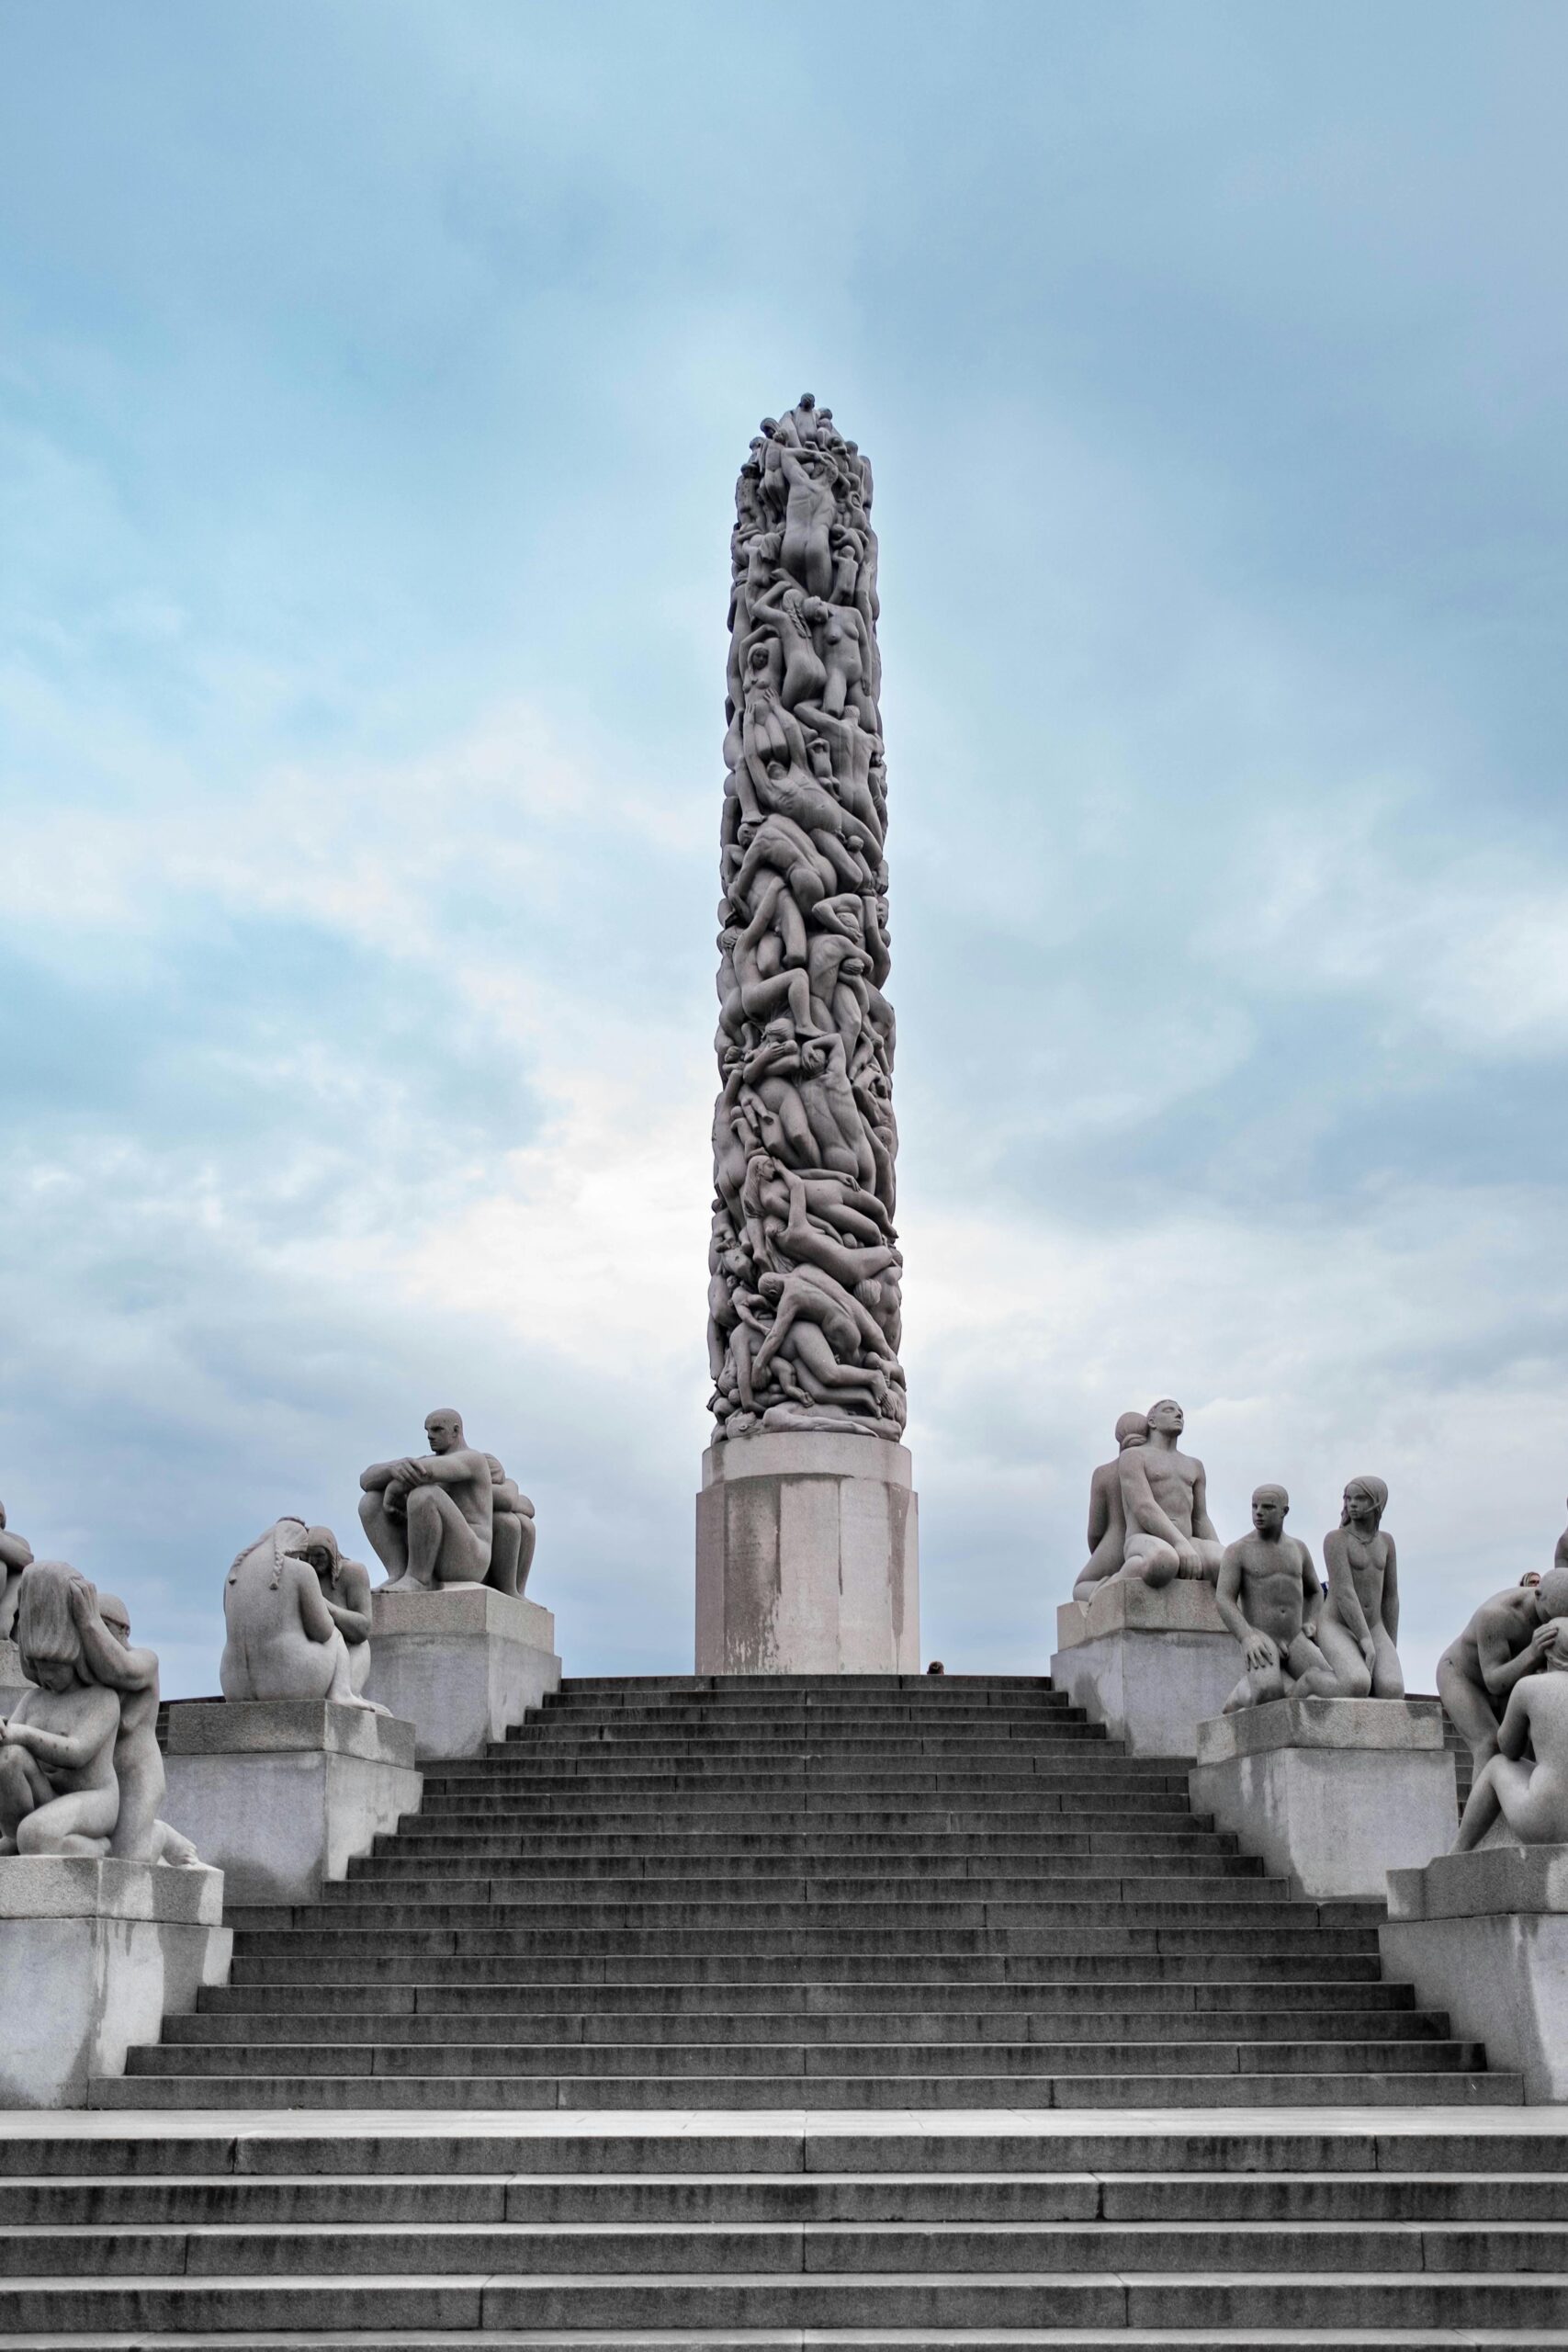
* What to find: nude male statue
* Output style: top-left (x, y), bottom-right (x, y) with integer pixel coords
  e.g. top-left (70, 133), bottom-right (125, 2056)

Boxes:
top-left (1454, 1615), bottom-right (1568, 1852)
top-left (1116, 1399), bottom-right (1224, 1589)
top-left (0, 1499), bottom-right (35, 1642)
top-left (1072, 1413), bottom-right (1150, 1600)
top-left (285, 1527), bottom-right (374, 1698)
top-left (67, 1584), bottom-right (200, 1864)
top-left (1437, 1566), bottom-right (1568, 1769)
top-left (359, 1409), bottom-right (496, 1592)
top-left (1215, 1486), bottom-right (1339, 1713)
top-left (0, 1562), bottom-right (121, 1856)
top-left (220, 1518), bottom-right (386, 1711)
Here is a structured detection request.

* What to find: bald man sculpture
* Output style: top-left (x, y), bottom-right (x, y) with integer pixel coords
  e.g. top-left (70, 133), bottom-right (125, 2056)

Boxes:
top-left (1215, 1485), bottom-right (1339, 1713)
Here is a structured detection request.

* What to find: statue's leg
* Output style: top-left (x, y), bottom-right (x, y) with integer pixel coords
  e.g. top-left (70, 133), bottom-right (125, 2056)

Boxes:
top-left (152, 1818), bottom-right (202, 1867)
top-left (1304, 1620), bottom-right (1368, 1700)
top-left (108, 1730), bottom-right (166, 1862)
top-left (1190, 1539), bottom-right (1224, 1586)
top-left (489, 1516), bottom-right (522, 1598)
top-left (514, 1515), bottom-right (536, 1599)
top-left (405, 1486), bottom-right (489, 1588)
top-left (0, 1569), bottom-right (19, 1642)
top-left (346, 1638), bottom-right (372, 1696)
top-left (1121, 1534), bottom-right (1179, 1590)
top-left (17, 1785), bottom-right (118, 1858)
top-left (0, 1743), bottom-right (44, 1848)
top-left (358, 1490), bottom-right (408, 1581)
top-left (1437, 1654), bottom-right (1500, 1766)
top-left (1284, 1634), bottom-right (1339, 1701)
top-left (1370, 1624), bottom-right (1404, 1699)
top-left (1453, 1754), bottom-right (1511, 1853)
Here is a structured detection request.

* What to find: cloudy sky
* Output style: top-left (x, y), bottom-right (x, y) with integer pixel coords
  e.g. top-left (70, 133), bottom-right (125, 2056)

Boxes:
top-left (3, 1), bottom-right (1566, 1697)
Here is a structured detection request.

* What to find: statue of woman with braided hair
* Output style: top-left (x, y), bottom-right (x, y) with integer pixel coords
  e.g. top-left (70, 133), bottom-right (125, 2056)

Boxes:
top-left (1316, 1476), bottom-right (1404, 1699)
top-left (0, 1562), bottom-right (121, 1856)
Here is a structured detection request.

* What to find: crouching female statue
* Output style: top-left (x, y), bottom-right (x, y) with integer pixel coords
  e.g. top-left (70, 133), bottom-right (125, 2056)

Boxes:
top-left (0, 1562), bottom-right (121, 1857)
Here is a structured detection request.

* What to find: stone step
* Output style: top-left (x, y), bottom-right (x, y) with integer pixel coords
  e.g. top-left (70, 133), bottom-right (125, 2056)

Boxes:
top-left (200, 1974), bottom-right (1420, 2015)
top-left (340, 1854), bottom-right (1267, 1885)
top-left (410, 1798), bottom-right (1201, 1827)
top-left (220, 1924), bottom-right (1386, 1958)
top-left (220, 1947), bottom-right (1391, 1987)
top-left (384, 1826), bottom-right (1235, 1853)
top-left (235, 1898), bottom-right (1332, 1933)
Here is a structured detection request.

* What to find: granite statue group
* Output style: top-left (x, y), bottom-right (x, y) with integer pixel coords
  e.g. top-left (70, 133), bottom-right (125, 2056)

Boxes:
top-left (1070, 1400), bottom-right (1568, 1852)
top-left (708, 395), bottom-right (906, 1445)
top-left (0, 1411), bottom-right (536, 1860)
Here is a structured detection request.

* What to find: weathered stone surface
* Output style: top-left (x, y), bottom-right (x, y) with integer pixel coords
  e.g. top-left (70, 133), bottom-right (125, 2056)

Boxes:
top-left (1381, 1850), bottom-right (1568, 2101)
top-left (367, 1587), bottom-right (561, 1759)
top-left (695, 1431), bottom-right (919, 1674)
top-left (162, 1702), bottom-right (421, 1905)
top-left (0, 1634), bottom-right (25, 1713)
top-left (1190, 1697), bottom-right (1456, 1900)
top-left (1387, 1841), bottom-right (1568, 1922)
top-left (1051, 1580), bottom-right (1234, 1758)
top-left (0, 1858), bottom-right (230, 2109)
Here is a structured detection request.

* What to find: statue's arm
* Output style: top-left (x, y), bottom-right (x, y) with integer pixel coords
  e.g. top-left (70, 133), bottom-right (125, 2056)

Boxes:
top-left (360, 1461), bottom-right (398, 1495)
top-left (1299, 1544), bottom-right (1324, 1637)
top-left (1213, 1545), bottom-right (1250, 1645)
top-left (1190, 1462), bottom-right (1219, 1544)
top-left (1382, 1536), bottom-right (1400, 1641)
top-left (71, 1606), bottom-right (154, 1696)
top-left (1499, 1679), bottom-right (1535, 1763)
top-left (1085, 1470), bottom-right (1111, 1555)
top-left (0, 1532), bottom-right (33, 1572)
top-left (329, 1563), bottom-right (373, 1644)
top-left (1480, 1606), bottom-right (1551, 1697)
top-left (423, 1448), bottom-right (490, 1491)
top-left (289, 1560), bottom-right (339, 1648)
top-left (3, 1686), bottom-right (118, 1770)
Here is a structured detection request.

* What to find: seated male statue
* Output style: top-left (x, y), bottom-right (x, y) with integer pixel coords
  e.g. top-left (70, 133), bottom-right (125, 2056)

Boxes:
top-left (285, 1526), bottom-right (373, 1698)
top-left (1454, 1614), bottom-right (1568, 1852)
top-left (0, 1560), bottom-right (121, 1856)
top-left (220, 1518), bottom-right (386, 1711)
top-left (0, 1498), bottom-right (35, 1642)
top-left (67, 1582), bottom-right (200, 1864)
top-left (1437, 1565), bottom-right (1568, 1769)
top-left (1073, 1412), bottom-right (1149, 1600)
top-left (1115, 1398), bottom-right (1224, 1588)
top-left (1215, 1485), bottom-right (1339, 1713)
top-left (486, 1459), bottom-right (536, 1599)
top-left (359, 1409), bottom-right (500, 1592)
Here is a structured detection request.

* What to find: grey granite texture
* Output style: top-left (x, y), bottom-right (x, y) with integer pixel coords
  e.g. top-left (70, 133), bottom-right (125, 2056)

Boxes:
top-left (1214, 1486), bottom-right (1338, 1713)
top-left (358, 1408), bottom-right (536, 1596)
top-left (0, 1856), bottom-right (230, 2109)
top-left (1436, 1564), bottom-right (1568, 1767)
top-left (1314, 1476), bottom-right (1405, 1699)
top-left (708, 399), bottom-right (905, 1448)
top-left (0, 1634), bottom-right (25, 1715)
top-left (1382, 1843), bottom-right (1568, 2101)
top-left (694, 1430), bottom-right (919, 1673)
top-left (1451, 1632), bottom-right (1568, 1852)
top-left (1193, 1692), bottom-right (1446, 1764)
top-left (1051, 1577), bottom-right (1235, 1759)
top-left (220, 1519), bottom-right (387, 1713)
top-left (366, 1586), bottom-right (560, 1759)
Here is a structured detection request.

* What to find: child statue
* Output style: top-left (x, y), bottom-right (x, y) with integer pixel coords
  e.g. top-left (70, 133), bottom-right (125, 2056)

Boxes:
top-left (0, 1561), bottom-right (121, 1857)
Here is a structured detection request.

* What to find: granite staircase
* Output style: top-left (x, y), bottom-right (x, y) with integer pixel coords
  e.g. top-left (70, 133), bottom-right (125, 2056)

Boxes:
top-left (6, 1671), bottom-right (1560, 2346)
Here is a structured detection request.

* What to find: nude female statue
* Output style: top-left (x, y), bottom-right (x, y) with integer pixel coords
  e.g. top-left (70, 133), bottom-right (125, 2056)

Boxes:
top-left (1315, 1476), bottom-right (1404, 1699)
top-left (66, 1584), bottom-right (200, 1864)
top-left (1454, 1617), bottom-right (1568, 1852)
top-left (220, 1518), bottom-right (385, 1710)
top-left (285, 1527), bottom-right (375, 1697)
top-left (0, 1562), bottom-right (121, 1857)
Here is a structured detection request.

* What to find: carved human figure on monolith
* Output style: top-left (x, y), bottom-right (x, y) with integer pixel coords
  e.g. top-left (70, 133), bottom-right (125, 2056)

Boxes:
top-left (285, 1527), bottom-right (374, 1697)
top-left (0, 1561), bottom-right (121, 1856)
top-left (358, 1410), bottom-right (502, 1592)
top-left (1453, 1616), bottom-right (1568, 1851)
top-left (1215, 1486), bottom-right (1339, 1713)
top-left (1073, 1414), bottom-right (1150, 1600)
top-left (0, 1500), bottom-right (34, 1642)
top-left (1437, 1566), bottom-right (1568, 1768)
top-left (1315, 1476), bottom-right (1404, 1699)
top-left (66, 1584), bottom-right (200, 1864)
top-left (220, 1517), bottom-right (386, 1711)
top-left (1116, 1400), bottom-right (1224, 1588)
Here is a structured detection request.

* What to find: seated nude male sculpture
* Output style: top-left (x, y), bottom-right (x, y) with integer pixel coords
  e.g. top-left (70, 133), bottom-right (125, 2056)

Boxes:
top-left (220, 1518), bottom-right (386, 1711)
top-left (0, 1561), bottom-right (121, 1856)
top-left (0, 1498), bottom-right (35, 1642)
top-left (1115, 1398), bottom-right (1224, 1589)
top-left (1073, 1413), bottom-right (1149, 1599)
top-left (67, 1583), bottom-right (200, 1864)
top-left (1215, 1485), bottom-right (1339, 1713)
top-left (485, 1460), bottom-right (536, 1600)
top-left (1437, 1566), bottom-right (1568, 1769)
top-left (359, 1410), bottom-right (498, 1592)
top-left (1454, 1615), bottom-right (1568, 1852)
top-left (1314, 1476), bottom-right (1404, 1699)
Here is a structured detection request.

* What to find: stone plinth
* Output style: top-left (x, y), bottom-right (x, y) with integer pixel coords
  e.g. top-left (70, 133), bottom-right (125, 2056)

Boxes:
top-left (162, 1701), bottom-right (423, 1905)
top-left (695, 1430), bottom-right (919, 1676)
top-left (1382, 1845), bottom-right (1568, 2102)
top-left (366, 1586), bottom-right (561, 1759)
top-left (1190, 1696), bottom-right (1456, 1900)
top-left (0, 1857), bottom-right (230, 2109)
top-left (1050, 1578), bottom-right (1235, 1758)
top-left (0, 1634), bottom-right (25, 1713)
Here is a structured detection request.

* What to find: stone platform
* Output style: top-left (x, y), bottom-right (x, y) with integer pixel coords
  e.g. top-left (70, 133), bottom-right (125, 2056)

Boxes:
top-left (1051, 1577), bottom-right (1236, 1756)
top-left (1383, 1843), bottom-right (1568, 2104)
top-left (366, 1584), bottom-right (560, 1759)
top-left (162, 1699), bottom-right (422, 1905)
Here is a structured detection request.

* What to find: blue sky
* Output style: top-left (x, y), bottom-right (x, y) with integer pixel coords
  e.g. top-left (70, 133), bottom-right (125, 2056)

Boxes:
top-left (3, 0), bottom-right (1566, 1695)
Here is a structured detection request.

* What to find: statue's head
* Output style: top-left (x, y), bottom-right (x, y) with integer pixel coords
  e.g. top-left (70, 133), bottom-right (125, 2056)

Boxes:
top-left (286, 1526), bottom-right (340, 1579)
top-left (760, 417), bottom-right (778, 436)
top-left (424, 1409), bottom-right (464, 1455)
top-left (98, 1592), bottom-right (131, 1646)
top-left (1147, 1399), bottom-right (1185, 1436)
top-left (1543, 1619), bottom-right (1568, 1673)
top-left (1251, 1484), bottom-right (1290, 1534)
top-left (1341, 1476), bottom-right (1388, 1528)
top-left (1114, 1411), bottom-right (1150, 1452)
top-left (17, 1561), bottom-right (87, 1692)
top-left (1536, 1567), bottom-right (1568, 1623)
top-left (797, 392), bottom-right (816, 412)
top-left (759, 1273), bottom-right (785, 1304)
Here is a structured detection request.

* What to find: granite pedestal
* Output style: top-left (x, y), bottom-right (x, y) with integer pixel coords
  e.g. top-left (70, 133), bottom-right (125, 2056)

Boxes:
top-left (0, 1857), bottom-right (230, 2108)
top-left (162, 1700), bottom-right (423, 1905)
top-left (695, 1430), bottom-right (919, 1675)
top-left (1190, 1695), bottom-right (1456, 1900)
top-left (1051, 1578), bottom-right (1235, 1757)
top-left (367, 1586), bottom-right (561, 1759)
top-left (0, 1634), bottom-right (25, 1714)
top-left (1382, 1844), bottom-right (1568, 2102)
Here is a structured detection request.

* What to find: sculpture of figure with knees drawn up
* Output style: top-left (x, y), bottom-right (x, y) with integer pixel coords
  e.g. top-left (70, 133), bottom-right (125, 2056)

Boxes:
top-left (1115, 1400), bottom-right (1224, 1589)
top-left (0, 1562), bottom-right (121, 1856)
top-left (1073, 1413), bottom-right (1150, 1600)
top-left (1215, 1486), bottom-right (1339, 1713)
top-left (285, 1527), bottom-right (374, 1697)
top-left (358, 1410), bottom-right (534, 1595)
top-left (220, 1517), bottom-right (387, 1711)
top-left (65, 1583), bottom-right (200, 1864)
top-left (1437, 1565), bottom-right (1568, 1769)
top-left (1315, 1476), bottom-right (1404, 1699)
top-left (1453, 1614), bottom-right (1568, 1852)
top-left (0, 1499), bottom-right (35, 1642)
top-left (485, 1460), bottom-right (536, 1599)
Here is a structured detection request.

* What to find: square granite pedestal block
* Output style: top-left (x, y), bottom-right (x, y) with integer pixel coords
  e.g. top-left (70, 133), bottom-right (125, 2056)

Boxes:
top-left (1382, 1845), bottom-right (1568, 2103)
top-left (366, 1586), bottom-right (562, 1759)
top-left (1190, 1695), bottom-right (1457, 1900)
top-left (1050, 1578), bottom-right (1236, 1757)
top-left (162, 1700), bottom-right (423, 1905)
top-left (0, 1857), bottom-right (230, 2109)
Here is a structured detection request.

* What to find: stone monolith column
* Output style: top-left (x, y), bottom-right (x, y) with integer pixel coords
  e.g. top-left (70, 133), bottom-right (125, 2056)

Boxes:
top-left (695, 396), bottom-right (919, 1673)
